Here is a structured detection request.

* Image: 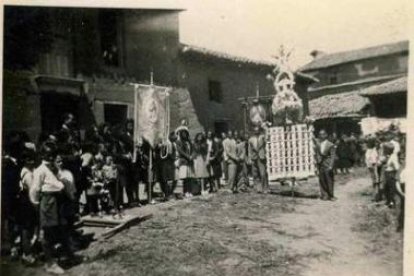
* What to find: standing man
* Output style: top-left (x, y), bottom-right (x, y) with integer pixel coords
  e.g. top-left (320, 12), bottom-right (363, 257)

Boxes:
top-left (316, 129), bottom-right (337, 201)
top-left (248, 126), bottom-right (268, 193)
top-left (222, 131), bottom-right (232, 182)
top-left (223, 131), bottom-right (238, 193)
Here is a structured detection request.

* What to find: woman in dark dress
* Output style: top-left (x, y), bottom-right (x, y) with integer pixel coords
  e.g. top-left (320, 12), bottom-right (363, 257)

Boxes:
top-left (335, 134), bottom-right (352, 174)
top-left (209, 134), bottom-right (224, 191)
top-left (159, 132), bottom-right (178, 200)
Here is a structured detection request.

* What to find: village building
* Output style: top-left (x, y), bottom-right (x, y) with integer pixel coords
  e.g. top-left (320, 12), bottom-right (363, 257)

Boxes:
top-left (177, 44), bottom-right (315, 133)
top-left (299, 40), bottom-right (408, 134)
top-left (3, 6), bottom-right (314, 141)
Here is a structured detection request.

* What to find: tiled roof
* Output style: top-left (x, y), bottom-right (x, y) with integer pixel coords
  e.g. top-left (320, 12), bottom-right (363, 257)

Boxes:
top-left (308, 74), bottom-right (404, 93)
top-left (180, 43), bottom-right (275, 67)
top-left (309, 90), bottom-right (370, 120)
top-left (300, 40), bottom-right (409, 72)
top-left (360, 76), bottom-right (407, 96)
top-left (180, 44), bottom-right (317, 83)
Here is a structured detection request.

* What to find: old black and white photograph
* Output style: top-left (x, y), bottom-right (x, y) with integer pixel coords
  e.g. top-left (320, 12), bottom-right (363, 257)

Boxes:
top-left (0, 0), bottom-right (411, 275)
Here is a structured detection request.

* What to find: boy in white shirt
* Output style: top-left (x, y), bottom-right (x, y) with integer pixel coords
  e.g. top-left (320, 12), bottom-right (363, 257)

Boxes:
top-left (30, 142), bottom-right (71, 275)
top-left (383, 142), bottom-right (399, 208)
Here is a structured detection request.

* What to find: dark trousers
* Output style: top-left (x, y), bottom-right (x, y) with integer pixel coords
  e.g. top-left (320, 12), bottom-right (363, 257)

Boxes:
top-left (160, 181), bottom-right (170, 197)
top-left (108, 180), bottom-right (122, 210)
top-left (87, 195), bottom-right (99, 214)
top-left (183, 179), bottom-right (191, 194)
top-left (21, 223), bottom-right (37, 255)
top-left (384, 171), bottom-right (396, 206)
top-left (251, 159), bottom-right (267, 192)
top-left (237, 162), bottom-right (249, 190)
top-left (42, 225), bottom-right (73, 264)
top-left (398, 194), bottom-right (404, 231)
top-left (318, 168), bottom-right (334, 199)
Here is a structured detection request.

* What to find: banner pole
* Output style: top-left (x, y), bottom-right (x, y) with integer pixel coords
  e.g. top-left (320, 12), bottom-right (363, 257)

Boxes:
top-left (148, 147), bottom-right (153, 204)
top-left (133, 84), bottom-right (139, 162)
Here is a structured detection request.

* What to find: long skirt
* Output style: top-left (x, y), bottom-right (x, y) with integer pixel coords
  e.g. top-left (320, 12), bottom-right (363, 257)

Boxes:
top-left (194, 155), bottom-right (209, 179)
top-left (210, 160), bottom-right (223, 178)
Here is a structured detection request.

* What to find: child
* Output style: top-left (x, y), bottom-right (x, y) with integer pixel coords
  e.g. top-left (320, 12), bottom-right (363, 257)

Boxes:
top-left (86, 156), bottom-right (105, 216)
top-left (17, 152), bottom-right (37, 265)
top-left (383, 142), bottom-right (399, 208)
top-left (365, 137), bottom-right (380, 201)
top-left (30, 142), bottom-right (72, 275)
top-left (103, 155), bottom-right (119, 213)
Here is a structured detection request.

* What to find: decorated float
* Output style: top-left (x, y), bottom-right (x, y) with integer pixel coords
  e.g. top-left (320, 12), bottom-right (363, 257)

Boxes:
top-left (248, 47), bottom-right (316, 183)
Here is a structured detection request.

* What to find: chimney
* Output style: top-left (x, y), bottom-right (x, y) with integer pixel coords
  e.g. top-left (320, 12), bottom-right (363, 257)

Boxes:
top-left (310, 50), bottom-right (326, 59)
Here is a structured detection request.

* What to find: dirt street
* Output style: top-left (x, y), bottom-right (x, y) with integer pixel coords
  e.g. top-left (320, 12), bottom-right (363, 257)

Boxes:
top-left (1, 169), bottom-right (403, 276)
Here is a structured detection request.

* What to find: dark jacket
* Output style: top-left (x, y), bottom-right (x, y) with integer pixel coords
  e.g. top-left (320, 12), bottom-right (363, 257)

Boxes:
top-left (248, 134), bottom-right (266, 161)
top-left (210, 140), bottom-right (223, 164)
top-left (176, 139), bottom-right (193, 166)
top-left (316, 140), bottom-right (336, 171)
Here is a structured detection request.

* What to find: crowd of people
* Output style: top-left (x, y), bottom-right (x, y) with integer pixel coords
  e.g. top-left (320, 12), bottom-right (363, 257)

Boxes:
top-left (322, 127), bottom-right (405, 231)
top-left (1, 112), bottom-right (406, 274)
top-left (363, 128), bottom-right (406, 232)
top-left (1, 114), bottom-right (271, 274)
top-left (331, 132), bottom-right (366, 174)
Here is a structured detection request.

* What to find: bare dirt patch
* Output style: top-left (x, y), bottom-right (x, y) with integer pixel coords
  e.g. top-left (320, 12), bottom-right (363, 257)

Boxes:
top-left (1, 169), bottom-right (403, 276)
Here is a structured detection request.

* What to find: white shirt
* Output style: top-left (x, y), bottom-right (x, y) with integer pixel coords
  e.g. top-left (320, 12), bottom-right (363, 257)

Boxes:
top-left (222, 138), bottom-right (229, 160)
top-left (365, 148), bottom-right (379, 168)
top-left (320, 140), bottom-right (329, 154)
top-left (385, 154), bottom-right (400, 172)
top-left (20, 167), bottom-right (34, 191)
top-left (207, 139), bottom-right (213, 157)
top-left (390, 139), bottom-right (400, 156)
top-left (30, 161), bottom-right (64, 204)
top-left (400, 169), bottom-right (406, 184)
top-left (251, 136), bottom-right (259, 150)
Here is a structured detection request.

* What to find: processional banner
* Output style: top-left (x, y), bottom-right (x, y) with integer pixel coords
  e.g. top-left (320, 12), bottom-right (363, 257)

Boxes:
top-left (133, 84), bottom-right (170, 149)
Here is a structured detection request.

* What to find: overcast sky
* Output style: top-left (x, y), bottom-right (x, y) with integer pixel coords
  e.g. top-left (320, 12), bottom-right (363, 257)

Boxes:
top-left (177, 0), bottom-right (408, 69)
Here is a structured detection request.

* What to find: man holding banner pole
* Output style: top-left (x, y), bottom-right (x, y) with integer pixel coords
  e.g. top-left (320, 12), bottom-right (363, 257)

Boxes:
top-left (132, 82), bottom-right (170, 204)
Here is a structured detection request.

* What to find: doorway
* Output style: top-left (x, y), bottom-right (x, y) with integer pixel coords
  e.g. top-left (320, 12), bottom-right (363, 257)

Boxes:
top-left (40, 92), bottom-right (80, 135)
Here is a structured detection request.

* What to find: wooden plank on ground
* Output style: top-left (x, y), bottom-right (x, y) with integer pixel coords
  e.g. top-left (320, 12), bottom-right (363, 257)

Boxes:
top-left (101, 214), bottom-right (153, 240)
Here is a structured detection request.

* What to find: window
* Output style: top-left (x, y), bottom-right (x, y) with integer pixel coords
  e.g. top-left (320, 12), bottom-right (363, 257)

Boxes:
top-left (208, 80), bottom-right (222, 103)
top-left (104, 103), bottom-right (128, 127)
top-left (328, 72), bottom-right (338, 85)
top-left (99, 11), bottom-right (119, 67)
